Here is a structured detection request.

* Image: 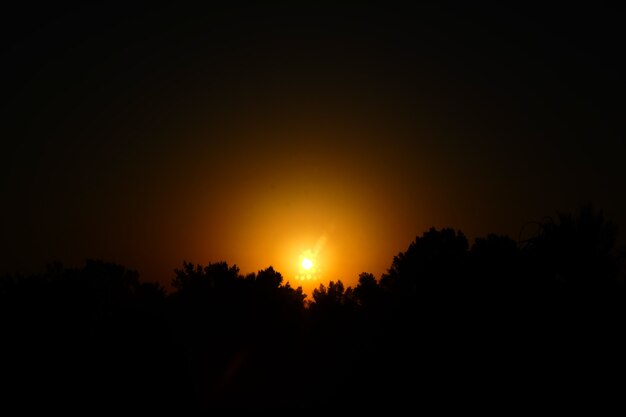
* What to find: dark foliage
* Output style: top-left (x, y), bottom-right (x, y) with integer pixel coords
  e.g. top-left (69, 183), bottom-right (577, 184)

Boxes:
top-left (1, 207), bottom-right (625, 412)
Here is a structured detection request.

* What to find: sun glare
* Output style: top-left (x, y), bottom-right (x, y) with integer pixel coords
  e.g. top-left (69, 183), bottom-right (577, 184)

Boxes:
top-left (297, 249), bottom-right (320, 281)
top-left (301, 258), bottom-right (313, 270)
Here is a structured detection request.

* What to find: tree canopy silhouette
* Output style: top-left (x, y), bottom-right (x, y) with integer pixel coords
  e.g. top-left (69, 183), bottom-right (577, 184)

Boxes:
top-left (1, 207), bottom-right (625, 411)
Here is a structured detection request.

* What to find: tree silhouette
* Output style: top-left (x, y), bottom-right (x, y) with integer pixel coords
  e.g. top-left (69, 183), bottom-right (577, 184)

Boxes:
top-left (381, 227), bottom-right (469, 296)
top-left (167, 262), bottom-right (308, 410)
top-left (2, 207), bottom-right (625, 411)
top-left (353, 272), bottom-right (382, 311)
top-left (524, 205), bottom-right (621, 289)
top-left (0, 260), bottom-right (186, 413)
top-left (311, 280), bottom-right (355, 312)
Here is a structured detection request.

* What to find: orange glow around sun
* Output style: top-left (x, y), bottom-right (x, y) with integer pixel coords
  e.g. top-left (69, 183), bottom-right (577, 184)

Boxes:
top-left (185, 125), bottom-right (436, 294)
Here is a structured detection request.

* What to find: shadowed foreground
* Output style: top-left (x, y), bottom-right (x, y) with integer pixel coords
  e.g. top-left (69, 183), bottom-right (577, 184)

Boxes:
top-left (2, 207), bottom-right (625, 412)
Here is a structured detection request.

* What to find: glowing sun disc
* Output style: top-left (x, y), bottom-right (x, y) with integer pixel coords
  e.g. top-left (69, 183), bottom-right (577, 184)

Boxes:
top-left (301, 258), bottom-right (313, 270)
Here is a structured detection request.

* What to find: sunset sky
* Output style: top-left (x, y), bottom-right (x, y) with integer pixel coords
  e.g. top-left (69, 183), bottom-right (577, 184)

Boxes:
top-left (3, 4), bottom-right (625, 292)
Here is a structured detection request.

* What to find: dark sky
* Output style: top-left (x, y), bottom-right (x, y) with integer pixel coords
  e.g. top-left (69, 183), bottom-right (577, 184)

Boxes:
top-left (3, 3), bottom-right (626, 290)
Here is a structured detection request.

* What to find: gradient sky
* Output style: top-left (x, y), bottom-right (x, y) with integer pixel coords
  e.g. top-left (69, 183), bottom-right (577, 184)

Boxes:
top-left (3, 4), bottom-right (626, 292)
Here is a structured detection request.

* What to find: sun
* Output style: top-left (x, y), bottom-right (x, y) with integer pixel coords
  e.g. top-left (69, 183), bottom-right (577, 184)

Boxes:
top-left (296, 249), bottom-right (320, 281)
top-left (301, 258), bottom-right (313, 270)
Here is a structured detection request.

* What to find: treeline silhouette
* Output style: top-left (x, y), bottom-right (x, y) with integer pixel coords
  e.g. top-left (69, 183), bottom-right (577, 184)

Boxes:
top-left (1, 206), bottom-right (625, 412)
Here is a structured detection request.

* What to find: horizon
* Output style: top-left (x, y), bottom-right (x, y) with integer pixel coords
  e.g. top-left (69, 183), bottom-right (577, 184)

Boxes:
top-left (3, 3), bottom-right (626, 302)
top-left (4, 205), bottom-right (624, 297)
